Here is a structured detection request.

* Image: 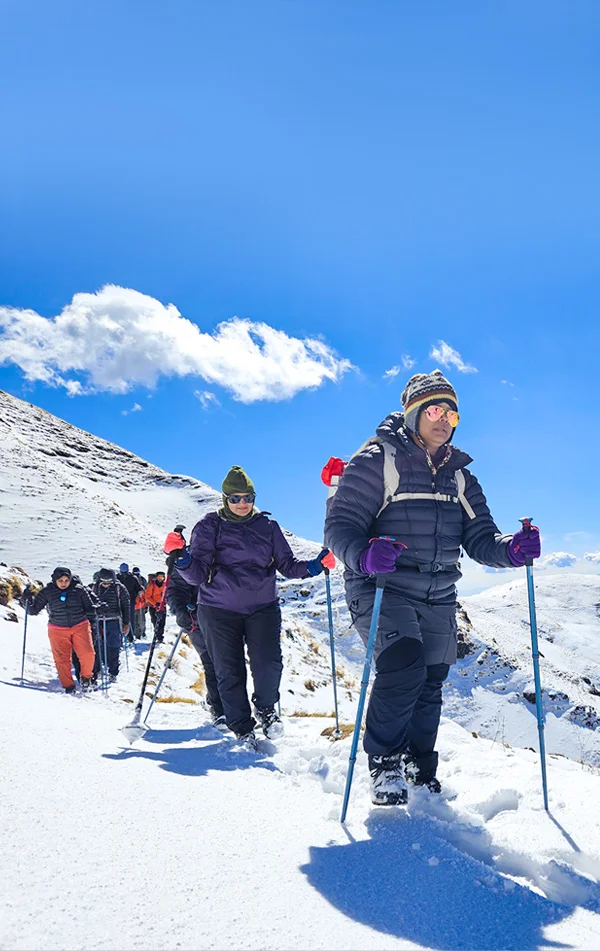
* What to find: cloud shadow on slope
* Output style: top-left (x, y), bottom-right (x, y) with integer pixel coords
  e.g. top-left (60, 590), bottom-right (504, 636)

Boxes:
top-left (103, 729), bottom-right (280, 779)
top-left (301, 812), bottom-right (576, 951)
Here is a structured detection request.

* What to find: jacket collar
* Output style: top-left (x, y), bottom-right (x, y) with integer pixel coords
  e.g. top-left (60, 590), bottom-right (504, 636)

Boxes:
top-left (375, 411), bottom-right (473, 470)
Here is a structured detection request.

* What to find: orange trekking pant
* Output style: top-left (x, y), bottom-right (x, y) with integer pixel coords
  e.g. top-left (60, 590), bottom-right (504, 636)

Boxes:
top-left (48, 620), bottom-right (95, 689)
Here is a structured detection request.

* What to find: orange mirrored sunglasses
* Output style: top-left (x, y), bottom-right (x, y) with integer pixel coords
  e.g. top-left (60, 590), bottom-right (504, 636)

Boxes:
top-left (424, 405), bottom-right (460, 427)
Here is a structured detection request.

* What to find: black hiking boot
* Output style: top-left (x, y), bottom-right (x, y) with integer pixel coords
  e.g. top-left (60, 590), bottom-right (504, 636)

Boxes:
top-left (65, 685), bottom-right (76, 695)
top-left (368, 752), bottom-right (408, 806)
top-left (254, 705), bottom-right (284, 739)
top-left (235, 730), bottom-right (259, 752)
top-left (403, 752), bottom-right (442, 793)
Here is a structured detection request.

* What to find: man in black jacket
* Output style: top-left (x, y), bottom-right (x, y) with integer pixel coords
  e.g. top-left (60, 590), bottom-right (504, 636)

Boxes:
top-left (167, 568), bottom-right (225, 727)
top-left (117, 563), bottom-right (143, 609)
top-left (91, 568), bottom-right (131, 682)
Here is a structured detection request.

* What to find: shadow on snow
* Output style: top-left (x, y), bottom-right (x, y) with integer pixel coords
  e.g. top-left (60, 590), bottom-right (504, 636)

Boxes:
top-left (103, 725), bottom-right (280, 778)
top-left (301, 810), bottom-right (590, 951)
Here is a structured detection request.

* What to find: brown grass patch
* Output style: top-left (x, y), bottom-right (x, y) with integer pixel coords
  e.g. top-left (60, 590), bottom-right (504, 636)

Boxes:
top-left (155, 696), bottom-right (198, 705)
top-left (304, 679), bottom-right (316, 692)
top-left (181, 634), bottom-right (192, 648)
top-left (0, 574), bottom-right (34, 606)
top-left (288, 710), bottom-right (336, 718)
top-left (189, 675), bottom-right (206, 696)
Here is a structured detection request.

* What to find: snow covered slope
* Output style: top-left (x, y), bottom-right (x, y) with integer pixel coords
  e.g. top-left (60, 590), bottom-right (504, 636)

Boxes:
top-left (2, 391), bottom-right (600, 948)
top-left (447, 575), bottom-right (600, 765)
top-left (2, 595), bottom-right (600, 951)
top-left (0, 388), bottom-right (360, 719)
top-left (0, 388), bottom-right (320, 577)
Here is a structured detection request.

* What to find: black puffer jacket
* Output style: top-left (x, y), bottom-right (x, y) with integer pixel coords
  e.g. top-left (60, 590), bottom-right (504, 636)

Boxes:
top-left (29, 577), bottom-right (98, 627)
top-left (324, 412), bottom-right (513, 604)
top-left (117, 571), bottom-right (143, 606)
top-left (166, 568), bottom-right (197, 633)
top-left (92, 574), bottom-right (131, 625)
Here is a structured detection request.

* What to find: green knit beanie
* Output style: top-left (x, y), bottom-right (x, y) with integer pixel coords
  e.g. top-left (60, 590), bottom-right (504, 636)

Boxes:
top-left (222, 465), bottom-right (255, 498)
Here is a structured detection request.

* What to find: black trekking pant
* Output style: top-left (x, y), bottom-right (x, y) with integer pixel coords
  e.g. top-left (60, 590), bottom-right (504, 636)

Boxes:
top-left (149, 607), bottom-right (166, 641)
top-left (197, 602), bottom-right (283, 736)
top-left (189, 618), bottom-right (223, 718)
top-left (365, 636), bottom-right (449, 772)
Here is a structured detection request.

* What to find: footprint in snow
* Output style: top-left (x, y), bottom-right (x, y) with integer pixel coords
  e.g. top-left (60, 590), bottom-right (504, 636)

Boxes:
top-left (475, 788), bottom-right (521, 822)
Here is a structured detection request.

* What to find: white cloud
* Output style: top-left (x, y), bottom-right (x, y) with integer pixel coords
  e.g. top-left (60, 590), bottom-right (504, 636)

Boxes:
top-left (194, 390), bottom-right (221, 411)
top-left (542, 552), bottom-right (577, 568)
top-left (0, 285), bottom-right (352, 403)
top-left (501, 380), bottom-right (515, 387)
top-left (121, 403), bottom-right (142, 416)
top-left (430, 340), bottom-right (478, 374)
top-left (383, 366), bottom-right (401, 380)
top-left (584, 552), bottom-right (600, 564)
top-left (383, 354), bottom-right (416, 380)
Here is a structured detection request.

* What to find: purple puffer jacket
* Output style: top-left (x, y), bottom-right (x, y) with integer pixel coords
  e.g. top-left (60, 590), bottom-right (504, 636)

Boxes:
top-left (177, 511), bottom-right (311, 614)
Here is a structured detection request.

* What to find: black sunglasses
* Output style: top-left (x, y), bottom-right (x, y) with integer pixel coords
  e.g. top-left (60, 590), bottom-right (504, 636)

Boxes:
top-left (227, 494), bottom-right (255, 504)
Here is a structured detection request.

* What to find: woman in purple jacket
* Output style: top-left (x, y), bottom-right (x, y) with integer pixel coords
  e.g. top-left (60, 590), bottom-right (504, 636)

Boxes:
top-left (165, 466), bottom-right (333, 748)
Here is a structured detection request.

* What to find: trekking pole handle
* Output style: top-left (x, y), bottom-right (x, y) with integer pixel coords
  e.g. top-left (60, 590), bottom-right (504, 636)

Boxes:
top-left (519, 517), bottom-right (535, 568)
top-left (368, 535), bottom-right (408, 578)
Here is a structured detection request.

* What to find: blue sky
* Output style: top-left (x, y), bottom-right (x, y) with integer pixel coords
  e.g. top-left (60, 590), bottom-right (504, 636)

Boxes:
top-left (1, 0), bottom-right (599, 577)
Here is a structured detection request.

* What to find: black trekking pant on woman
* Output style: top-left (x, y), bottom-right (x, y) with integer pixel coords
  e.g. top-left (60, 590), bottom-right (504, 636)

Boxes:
top-left (189, 618), bottom-right (223, 719)
top-left (197, 601), bottom-right (283, 737)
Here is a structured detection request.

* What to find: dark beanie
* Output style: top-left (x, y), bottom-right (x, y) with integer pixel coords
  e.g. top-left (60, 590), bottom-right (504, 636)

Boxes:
top-left (52, 567), bottom-right (72, 582)
top-left (98, 568), bottom-right (115, 582)
top-left (401, 369), bottom-right (458, 434)
top-left (222, 465), bottom-right (255, 497)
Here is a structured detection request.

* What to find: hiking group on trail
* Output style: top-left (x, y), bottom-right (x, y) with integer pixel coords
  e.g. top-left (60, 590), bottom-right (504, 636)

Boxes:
top-left (23, 562), bottom-right (164, 693)
top-left (19, 368), bottom-right (541, 810)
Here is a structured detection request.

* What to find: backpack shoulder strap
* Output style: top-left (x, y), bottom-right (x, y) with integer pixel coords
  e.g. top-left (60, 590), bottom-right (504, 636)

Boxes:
top-left (455, 468), bottom-right (476, 520)
top-left (376, 441), bottom-right (399, 517)
top-left (326, 436), bottom-right (400, 516)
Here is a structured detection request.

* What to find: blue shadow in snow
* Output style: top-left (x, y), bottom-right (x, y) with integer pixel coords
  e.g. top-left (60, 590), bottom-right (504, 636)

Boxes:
top-left (0, 677), bottom-right (61, 693)
top-left (301, 812), bottom-right (575, 951)
top-left (104, 727), bottom-right (280, 779)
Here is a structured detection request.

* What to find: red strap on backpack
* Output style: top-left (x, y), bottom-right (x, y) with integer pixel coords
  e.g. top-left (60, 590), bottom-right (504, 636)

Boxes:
top-left (321, 457), bottom-right (347, 486)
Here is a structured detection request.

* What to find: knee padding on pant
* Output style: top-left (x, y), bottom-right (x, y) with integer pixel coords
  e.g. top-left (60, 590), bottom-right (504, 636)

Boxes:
top-left (377, 636), bottom-right (424, 673)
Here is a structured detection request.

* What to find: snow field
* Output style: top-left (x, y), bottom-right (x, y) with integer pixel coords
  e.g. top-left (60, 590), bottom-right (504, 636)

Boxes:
top-left (2, 599), bottom-right (600, 950)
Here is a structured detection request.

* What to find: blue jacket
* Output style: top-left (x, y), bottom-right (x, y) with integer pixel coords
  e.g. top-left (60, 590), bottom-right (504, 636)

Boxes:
top-left (177, 511), bottom-right (311, 614)
top-left (324, 412), bottom-right (513, 604)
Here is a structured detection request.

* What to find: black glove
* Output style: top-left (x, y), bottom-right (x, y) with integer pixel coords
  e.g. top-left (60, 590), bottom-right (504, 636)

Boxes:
top-left (20, 584), bottom-right (32, 608)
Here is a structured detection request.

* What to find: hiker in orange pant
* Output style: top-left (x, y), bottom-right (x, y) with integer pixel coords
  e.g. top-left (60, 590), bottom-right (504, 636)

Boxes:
top-left (27, 567), bottom-right (98, 693)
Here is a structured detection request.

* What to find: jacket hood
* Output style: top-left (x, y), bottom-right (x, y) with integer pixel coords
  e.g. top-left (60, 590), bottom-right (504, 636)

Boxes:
top-left (375, 411), bottom-right (473, 469)
top-left (97, 569), bottom-right (117, 584)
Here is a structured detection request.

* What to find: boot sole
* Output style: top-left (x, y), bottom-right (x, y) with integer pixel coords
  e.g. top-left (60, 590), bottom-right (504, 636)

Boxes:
top-left (371, 793), bottom-right (408, 806)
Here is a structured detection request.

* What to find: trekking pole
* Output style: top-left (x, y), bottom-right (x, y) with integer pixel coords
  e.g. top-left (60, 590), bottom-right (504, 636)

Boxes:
top-left (143, 629), bottom-right (185, 728)
top-left (99, 618), bottom-right (110, 692)
top-left (519, 517), bottom-right (549, 811)
top-left (341, 573), bottom-right (387, 824)
top-left (20, 598), bottom-right (29, 683)
top-left (321, 456), bottom-right (347, 740)
top-left (324, 568), bottom-right (341, 738)
top-left (123, 629), bottom-right (130, 672)
top-left (120, 629), bottom-right (160, 744)
top-left (120, 568), bottom-right (173, 744)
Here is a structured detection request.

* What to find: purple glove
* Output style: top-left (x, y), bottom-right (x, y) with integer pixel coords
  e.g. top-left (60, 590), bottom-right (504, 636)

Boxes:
top-left (507, 526), bottom-right (541, 567)
top-left (359, 538), bottom-right (405, 574)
